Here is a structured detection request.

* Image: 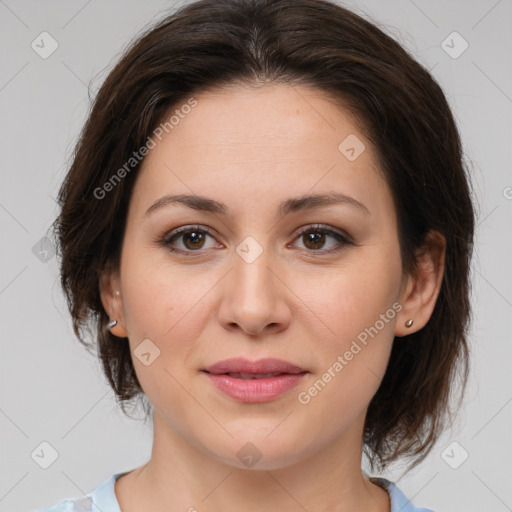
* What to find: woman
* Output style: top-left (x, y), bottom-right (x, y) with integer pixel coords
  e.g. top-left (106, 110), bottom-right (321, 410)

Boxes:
top-left (37, 0), bottom-right (475, 510)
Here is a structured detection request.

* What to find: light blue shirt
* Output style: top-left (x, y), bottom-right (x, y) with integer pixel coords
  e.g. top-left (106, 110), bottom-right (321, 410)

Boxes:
top-left (34, 472), bottom-right (435, 512)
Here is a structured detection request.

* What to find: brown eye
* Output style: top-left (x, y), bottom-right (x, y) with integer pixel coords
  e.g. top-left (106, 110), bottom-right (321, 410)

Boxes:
top-left (302, 231), bottom-right (327, 250)
top-left (292, 224), bottom-right (353, 254)
top-left (161, 225), bottom-right (219, 254)
top-left (180, 230), bottom-right (207, 250)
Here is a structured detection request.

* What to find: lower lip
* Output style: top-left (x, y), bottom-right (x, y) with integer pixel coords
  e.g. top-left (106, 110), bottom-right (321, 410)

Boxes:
top-left (203, 372), bottom-right (307, 403)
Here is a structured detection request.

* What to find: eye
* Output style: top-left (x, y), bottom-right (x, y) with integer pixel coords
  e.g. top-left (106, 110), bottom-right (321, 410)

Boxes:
top-left (160, 225), bottom-right (220, 254)
top-left (159, 223), bottom-right (353, 256)
top-left (291, 224), bottom-right (353, 254)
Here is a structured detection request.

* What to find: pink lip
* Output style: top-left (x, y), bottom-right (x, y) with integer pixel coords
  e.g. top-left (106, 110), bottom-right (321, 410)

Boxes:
top-left (204, 357), bottom-right (306, 375)
top-left (202, 358), bottom-right (308, 403)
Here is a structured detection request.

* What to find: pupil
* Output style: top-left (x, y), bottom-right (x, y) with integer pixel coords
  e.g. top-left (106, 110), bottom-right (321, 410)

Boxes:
top-left (305, 232), bottom-right (324, 249)
top-left (185, 231), bottom-right (204, 248)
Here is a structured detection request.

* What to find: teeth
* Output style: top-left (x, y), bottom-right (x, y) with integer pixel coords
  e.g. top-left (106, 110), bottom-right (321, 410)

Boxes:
top-left (228, 372), bottom-right (284, 379)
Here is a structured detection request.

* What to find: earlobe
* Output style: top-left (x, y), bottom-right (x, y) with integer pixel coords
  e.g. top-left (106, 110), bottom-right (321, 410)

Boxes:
top-left (395, 230), bottom-right (446, 338)
top-left (98, 265), bottom-right (128, 338)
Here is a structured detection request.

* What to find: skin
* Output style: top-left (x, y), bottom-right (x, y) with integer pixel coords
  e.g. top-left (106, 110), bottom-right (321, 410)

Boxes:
top-left (100, 83), bottom-right (445, 512)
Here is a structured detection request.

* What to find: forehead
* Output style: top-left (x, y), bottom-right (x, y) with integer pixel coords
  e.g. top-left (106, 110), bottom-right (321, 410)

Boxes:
top-left (130, 83), bottom-right (392, 222)
top-left (159, 83), bottom-right (366, 156)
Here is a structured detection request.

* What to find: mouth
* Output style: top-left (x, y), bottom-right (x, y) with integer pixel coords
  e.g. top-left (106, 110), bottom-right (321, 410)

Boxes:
top-left (201, 358), bottom-right (308, 402)
top-left (212, 371), bottom-right (302, 379)
top-left (203, 357), bottom-right (307, 375)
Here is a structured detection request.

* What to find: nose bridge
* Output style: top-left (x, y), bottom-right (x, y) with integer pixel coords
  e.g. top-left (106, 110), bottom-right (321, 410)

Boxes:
top-left (219, 235), bottom-right (288, 335)
top-left (233, 238), bottom-right (276, 309)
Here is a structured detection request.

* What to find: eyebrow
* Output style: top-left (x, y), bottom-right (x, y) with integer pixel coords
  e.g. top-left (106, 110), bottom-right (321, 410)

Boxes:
top-left (144, 192), bottom-right (370, 218)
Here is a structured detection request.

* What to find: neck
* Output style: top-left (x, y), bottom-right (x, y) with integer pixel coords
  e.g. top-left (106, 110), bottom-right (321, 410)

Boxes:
top-left (115, 409), bottom-right (390, 512)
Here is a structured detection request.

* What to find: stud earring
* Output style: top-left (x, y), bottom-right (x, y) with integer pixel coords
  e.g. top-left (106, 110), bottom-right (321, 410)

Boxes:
top-left (405, 319), bottom-right (414, 328)
top-left (107, 319), bottom-right (118, 330)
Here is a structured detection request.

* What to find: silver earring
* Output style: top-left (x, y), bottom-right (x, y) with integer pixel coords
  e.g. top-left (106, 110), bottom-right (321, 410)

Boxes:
top-left (107, 319), bottom-right (117, 330)
top-left (405, 319), bottom-right (414, 328)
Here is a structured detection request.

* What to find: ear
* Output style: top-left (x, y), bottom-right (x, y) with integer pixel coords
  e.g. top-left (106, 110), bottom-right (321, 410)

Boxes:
top-left (395, 230), bottom-right (446, 337)
top-left (98, 262), bottom-right (128, 338)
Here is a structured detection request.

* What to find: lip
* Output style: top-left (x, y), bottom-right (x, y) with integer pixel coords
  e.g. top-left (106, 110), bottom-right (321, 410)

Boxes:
top-left (203, 357), bottom-right (306, 375)
top-left (202, 358), bottom-right (308, 403)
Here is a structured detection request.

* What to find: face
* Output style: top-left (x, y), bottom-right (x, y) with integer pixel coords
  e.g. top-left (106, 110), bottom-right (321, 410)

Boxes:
top-left (103, 83), bottom-right (413, 470)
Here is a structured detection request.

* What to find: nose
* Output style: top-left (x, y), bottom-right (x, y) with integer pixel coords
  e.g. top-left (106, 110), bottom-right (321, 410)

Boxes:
top-left (217, 245), bottom-right (291, 337)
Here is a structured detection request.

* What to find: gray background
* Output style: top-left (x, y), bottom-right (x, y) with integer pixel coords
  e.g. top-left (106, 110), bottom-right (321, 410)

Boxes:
top-left (0, 1), bottom-right (511, 511)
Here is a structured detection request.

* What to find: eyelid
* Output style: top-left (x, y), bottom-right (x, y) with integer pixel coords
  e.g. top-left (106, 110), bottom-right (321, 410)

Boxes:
top-left (293, 223), bottom-right (353, 243)
top-left (289, 224), bottom-right (353, 254)
top-left (166, 224), bottom-right (217, 238)
top-left (160, 224), bottom-right (221, 250)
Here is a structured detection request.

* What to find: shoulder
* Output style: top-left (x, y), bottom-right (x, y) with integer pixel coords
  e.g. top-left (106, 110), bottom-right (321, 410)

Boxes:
top-left (33, 472), bottom-right (125, 512)
top-left (33, 496), bottom-right (92, 512)
top-left (370, 477), bottom-right (436, 512)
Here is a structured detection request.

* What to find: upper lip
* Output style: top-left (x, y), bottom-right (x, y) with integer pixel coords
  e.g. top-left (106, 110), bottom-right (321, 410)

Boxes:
top-left (203, 358), bottom-right (307, 375)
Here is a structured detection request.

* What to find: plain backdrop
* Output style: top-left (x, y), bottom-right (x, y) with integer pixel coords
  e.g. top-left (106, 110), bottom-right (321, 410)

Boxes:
top-left (0, 1), bottom-right (511, 511)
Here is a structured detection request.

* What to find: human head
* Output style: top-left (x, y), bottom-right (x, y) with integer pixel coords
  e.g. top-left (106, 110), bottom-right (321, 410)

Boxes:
top-left (53, 0), bottom-right (475, 473)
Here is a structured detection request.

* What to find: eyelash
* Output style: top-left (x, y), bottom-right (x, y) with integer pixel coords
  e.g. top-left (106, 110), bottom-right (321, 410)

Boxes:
top-left (158, 224), bottom-right (354, 257)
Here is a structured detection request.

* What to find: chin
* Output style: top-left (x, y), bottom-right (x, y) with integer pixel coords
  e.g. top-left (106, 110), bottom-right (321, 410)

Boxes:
top-left (205, 430), bottom-right (312, 471)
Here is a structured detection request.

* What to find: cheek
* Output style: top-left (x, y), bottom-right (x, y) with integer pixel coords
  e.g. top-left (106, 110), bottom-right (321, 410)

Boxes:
top-left (295, 271), bottom-right (398, 429)
top-left (119, 260), bottom-right (210, 416)
top-left (120, 252), bottom-right (215, 363)
top-left (293, 248), bottom-right (401, 406)
top-left (297, 255), bottom-right (400, 344)
top-left (118, 255), bottom-right (231, 449)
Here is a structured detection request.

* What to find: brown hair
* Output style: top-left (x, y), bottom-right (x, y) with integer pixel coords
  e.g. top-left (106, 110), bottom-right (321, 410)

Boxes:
top-left (53, 0), bottom-right (475, 473)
